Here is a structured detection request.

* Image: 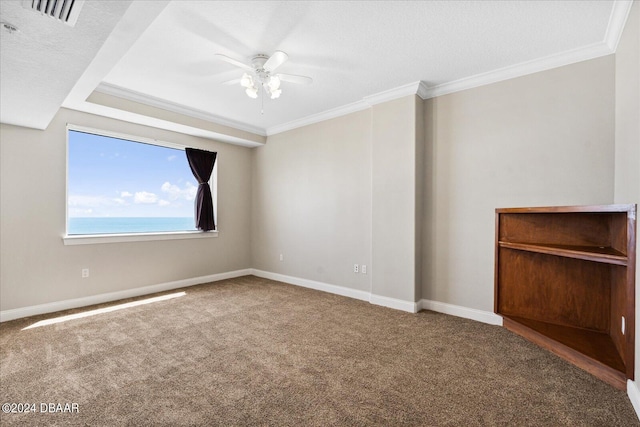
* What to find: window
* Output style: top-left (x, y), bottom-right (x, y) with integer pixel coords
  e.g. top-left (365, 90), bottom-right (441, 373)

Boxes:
top-left (65, 126), bottom-right (217, 244)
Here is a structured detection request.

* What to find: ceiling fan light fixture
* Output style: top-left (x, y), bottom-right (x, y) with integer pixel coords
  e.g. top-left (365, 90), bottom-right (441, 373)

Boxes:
top-left (217, 50), bottom-right (312, 105)
top-left (245, 85), bottom-right (258, 99)
top-left (268, 76), bottom-right (281, 91)
top-left (240, 73), bottom-right (253, 88)
top-left (270, 88), bottom-right (282, 99)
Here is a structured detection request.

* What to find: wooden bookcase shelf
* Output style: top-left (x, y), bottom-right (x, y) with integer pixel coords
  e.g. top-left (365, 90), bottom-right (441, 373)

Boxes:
top-left (495, 204), bottom-right (637, 390)
top-left (497, 241), bottom-right (627, 265)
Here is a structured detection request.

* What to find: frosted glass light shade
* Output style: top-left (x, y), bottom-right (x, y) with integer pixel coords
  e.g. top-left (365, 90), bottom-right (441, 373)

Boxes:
top-left (245, 86), bottom-right (258, 98)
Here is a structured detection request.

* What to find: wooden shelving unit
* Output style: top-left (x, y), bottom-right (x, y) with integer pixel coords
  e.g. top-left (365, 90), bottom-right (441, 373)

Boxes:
top-left (495, 205), bottom-right (636, 390)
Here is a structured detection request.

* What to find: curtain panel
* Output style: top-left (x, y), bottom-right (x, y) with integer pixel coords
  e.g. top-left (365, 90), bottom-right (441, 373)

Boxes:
top-left (185, 148), bottom-right (217, 231)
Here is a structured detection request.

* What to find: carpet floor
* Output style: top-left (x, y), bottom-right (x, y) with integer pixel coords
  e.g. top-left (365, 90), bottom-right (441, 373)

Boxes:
top-left (1, 275), bottom-right (638, 426)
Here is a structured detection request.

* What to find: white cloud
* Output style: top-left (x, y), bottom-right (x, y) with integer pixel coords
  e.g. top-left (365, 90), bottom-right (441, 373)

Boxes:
top-left (167, 155), bottom-right (177, 161)
top-left (112, 198), bottom-right (127, 205)
top-left (161, 181), bottom-right (197, 201)
top-left (158, 199), bottom-right (171, 207)
top-left (134, 191), bottom-right (158, 204)
top-left (120, 191), bottom-right (133, 198)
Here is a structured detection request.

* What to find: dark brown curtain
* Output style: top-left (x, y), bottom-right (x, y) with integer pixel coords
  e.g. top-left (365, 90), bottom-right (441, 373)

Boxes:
top-left (185, 148), bottom-right (217, 231)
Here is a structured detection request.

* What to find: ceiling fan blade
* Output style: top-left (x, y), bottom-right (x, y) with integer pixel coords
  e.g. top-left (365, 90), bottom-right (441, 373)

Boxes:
top-left (215, 54), bottom-right (253, 72)
top-left (222, 78), bottom-right (242, 86)
top-left (263, 51), bottom-right (288, 72)
top-left (277, 73), bottom-right (313, 85)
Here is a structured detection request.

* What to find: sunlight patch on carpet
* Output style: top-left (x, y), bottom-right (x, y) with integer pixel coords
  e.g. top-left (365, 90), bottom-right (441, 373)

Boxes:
top-left (22, 292), bottom-right (186, 330)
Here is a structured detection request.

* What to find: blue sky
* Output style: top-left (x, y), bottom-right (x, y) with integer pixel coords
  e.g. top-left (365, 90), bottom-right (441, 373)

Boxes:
top-left (68, 131), bottom-right (197, 217)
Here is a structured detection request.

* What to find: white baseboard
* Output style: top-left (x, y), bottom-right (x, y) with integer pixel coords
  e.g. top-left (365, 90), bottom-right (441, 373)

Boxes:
top-left (418, 299), bottom-right (503, 326)
top-left (0, 269), bottom-right (252, 322)
top-left (250, 269), bottom-right (418, 313)
top-left (250, 269), bottom-right (370, 302)
top-left (250, 270), bottom-right (504, 318)
top-left (370, 294), bottom-right (419, 313)
top-left (628, 380), bottom-right (640, 421)
top-left (1, 267), bottom-right (504, 331)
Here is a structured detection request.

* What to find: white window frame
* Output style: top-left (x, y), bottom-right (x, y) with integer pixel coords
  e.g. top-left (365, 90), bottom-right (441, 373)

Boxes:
top-left (63, 124), bottom-right (218, 245)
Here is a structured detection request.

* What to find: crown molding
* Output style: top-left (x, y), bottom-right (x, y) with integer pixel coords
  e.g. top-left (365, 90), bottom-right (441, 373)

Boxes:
top-left (421, 41), bottom-right (614, 100)
top-left (605, 0), bottom-right (634, 51)
top-left (95, 82), bottom-right (267, 136)
top-left (268, 31), bottom-right (615, 134)
top-left (416, 81), bottom-right (430, 100)
top-left (362, 81), bottom-right (426, 105)
top-left (265, 99), bottom-right (371, 136)
top-left (95, 79), bottom-right (427, 138)
top-left (266, 81), bottom-right (429, 136)
top-left (420, 0), bottom-right (632, 101)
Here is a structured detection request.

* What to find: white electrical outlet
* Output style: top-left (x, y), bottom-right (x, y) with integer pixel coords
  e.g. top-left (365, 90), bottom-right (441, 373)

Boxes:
top-left (622, 316), bottom-right (626, 335)
top-left (362, 265), bottom-right (367, 274)
top-left (354, 264), bottom-right (359, 273)
top-left (279, 254), bottom-right (283, 262)
top-left (81, 268), bottom-right (89, 278)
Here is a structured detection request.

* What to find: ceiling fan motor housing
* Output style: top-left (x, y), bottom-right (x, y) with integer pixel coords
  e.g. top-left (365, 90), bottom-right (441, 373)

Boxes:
top-left (251, 54), bottom-right (269, 70)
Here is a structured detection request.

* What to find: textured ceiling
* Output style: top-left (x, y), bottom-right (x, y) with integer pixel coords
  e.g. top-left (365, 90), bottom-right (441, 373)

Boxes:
top-left (0, 1), bottom-right (632, 140)
top-left (0, 0), bottom-right (132, 129)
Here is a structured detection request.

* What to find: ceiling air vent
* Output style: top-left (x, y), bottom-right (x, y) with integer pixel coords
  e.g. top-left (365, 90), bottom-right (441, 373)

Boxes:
top-left (23, 0), bottom-right (85, 27)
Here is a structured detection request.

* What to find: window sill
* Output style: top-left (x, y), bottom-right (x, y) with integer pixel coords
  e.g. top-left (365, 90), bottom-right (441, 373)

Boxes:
top-left (63, 230), bottom-right (218, 245)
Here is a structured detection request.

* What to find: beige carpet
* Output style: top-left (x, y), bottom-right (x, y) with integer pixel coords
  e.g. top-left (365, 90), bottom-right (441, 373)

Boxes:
top-left (1, 275), bottom-right (638, 426)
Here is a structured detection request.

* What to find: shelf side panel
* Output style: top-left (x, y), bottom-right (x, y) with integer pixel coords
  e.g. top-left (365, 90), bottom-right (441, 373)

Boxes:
top-left (610, 214), bottom-right (629, 255)
top-left (625, 209), bottom-right (637, 379)
top-left (610, 266), bottom-right (628, 369)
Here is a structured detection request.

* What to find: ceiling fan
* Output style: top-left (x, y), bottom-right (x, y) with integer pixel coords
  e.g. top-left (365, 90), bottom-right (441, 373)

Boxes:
top-left (215, 51), bottom-right (313, 100)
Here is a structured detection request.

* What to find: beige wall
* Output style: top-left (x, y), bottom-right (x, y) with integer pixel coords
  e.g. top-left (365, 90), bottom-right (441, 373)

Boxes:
top-left (251, 110), bottom-right (372, 292)
top-left (371, 96), bottom-right (421, 302)
top-left (0, 108), bottom-right (252, 311)
top-left (615, 2), bottom-right (640, 204)
top-left (252, 96), bottom-right (424, 303)
top-left (252, 55), bottom-right (617, 310)
top-left (414, 97), bottom-right (425, 302)
top-left (613, 2), bottom-right (640, 386)
top-left (422, 55), bottom-right (616, 311)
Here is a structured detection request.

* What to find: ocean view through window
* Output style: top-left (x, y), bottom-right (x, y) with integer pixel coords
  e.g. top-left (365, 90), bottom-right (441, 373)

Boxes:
top-left (67, 127), bottom-right (215, 236)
